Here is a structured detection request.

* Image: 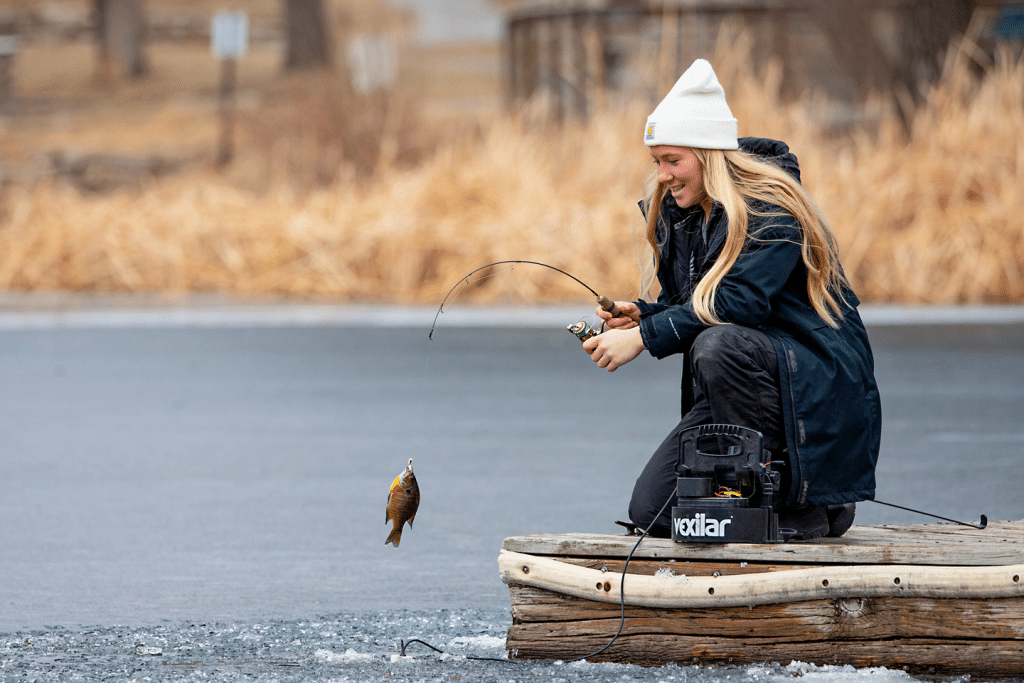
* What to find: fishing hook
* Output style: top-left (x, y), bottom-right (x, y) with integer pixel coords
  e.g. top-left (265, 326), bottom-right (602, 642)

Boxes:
top-left (428, 260), bottom-right (634, 339)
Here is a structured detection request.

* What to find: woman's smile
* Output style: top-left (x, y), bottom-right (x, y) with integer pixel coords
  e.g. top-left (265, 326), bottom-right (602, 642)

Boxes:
top-left (650, 145), bottom-right (711, 216)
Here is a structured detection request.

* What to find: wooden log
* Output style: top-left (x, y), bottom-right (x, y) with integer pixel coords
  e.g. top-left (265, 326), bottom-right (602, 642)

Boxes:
top-left (508, 585), bottom-right (1024, 641)
top-left (499, 549), bottom-right (1024, 608)
top-left (507, 626), bottom-right (1024, 676)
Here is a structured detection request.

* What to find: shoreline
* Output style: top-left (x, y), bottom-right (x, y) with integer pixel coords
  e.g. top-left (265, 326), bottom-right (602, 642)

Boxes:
top-left (0, 291), bottom-right (1023, 329)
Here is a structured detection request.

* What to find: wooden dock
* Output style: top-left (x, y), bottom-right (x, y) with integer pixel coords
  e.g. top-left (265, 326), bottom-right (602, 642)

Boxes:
top-left (499, 520), bottom-right (1024, 676)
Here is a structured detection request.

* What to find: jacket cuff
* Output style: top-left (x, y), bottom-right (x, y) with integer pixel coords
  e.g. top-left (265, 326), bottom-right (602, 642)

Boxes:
top-left (634, 299), bottom-right (667, 319)
top-left (639, 314), bottom-right (677, 359)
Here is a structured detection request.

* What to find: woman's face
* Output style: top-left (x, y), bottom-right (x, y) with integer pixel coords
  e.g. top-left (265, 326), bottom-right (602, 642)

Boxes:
top-left (650, 145), bottom-right (710, 215)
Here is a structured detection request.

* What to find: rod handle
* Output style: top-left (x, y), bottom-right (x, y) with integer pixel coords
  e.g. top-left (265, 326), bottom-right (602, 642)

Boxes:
top-left (597, 295), bottom-right (640, 323)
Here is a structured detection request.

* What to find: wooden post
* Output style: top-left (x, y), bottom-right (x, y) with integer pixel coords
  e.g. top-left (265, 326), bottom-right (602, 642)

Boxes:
top-left (572, 11), bottom-right (588, 120)
top-left (216, 56), bottom-right (237, 167)
top-left (547, 16), bottom-right (564, 123)
top-left (211, 11), bottom-right (247, 168)
top-left (675, 7), bottom-right (686, 80)
top-left (0, 35), bottom-right (16, 115)
top-left (522, 17), bottom-right (538, 103)
top-left (591, 10), bottom-right (608, 112)
top-left (658, 5), bottom-right (680, 95)
top-left (506, 18), bottom-right (520, 111)
top-left (771, 9), bottom-right (793, 98)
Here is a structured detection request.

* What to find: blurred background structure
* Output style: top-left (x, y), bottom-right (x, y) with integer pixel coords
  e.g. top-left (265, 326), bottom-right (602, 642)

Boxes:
top-left (500, 0), bottom-right (1024, 121)
top-left (0, 0), bottom-right (1021, 304)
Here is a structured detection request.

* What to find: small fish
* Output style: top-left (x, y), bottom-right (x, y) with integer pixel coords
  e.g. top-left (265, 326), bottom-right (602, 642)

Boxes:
top-left (385, 458), bottom-right (420, 548)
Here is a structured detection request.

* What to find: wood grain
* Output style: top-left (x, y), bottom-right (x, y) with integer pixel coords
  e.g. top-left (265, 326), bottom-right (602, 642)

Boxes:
top-left (507, 627), bottom-right (1024, 676)
top-left (508, 585), bottom-right (1024, 640)
top-left (501, 521), bottom-right (1024, 566)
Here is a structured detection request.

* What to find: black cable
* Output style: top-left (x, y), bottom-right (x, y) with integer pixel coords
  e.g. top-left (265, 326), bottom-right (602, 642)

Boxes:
top-left (561, 490), bottom-right (676, 663)
top-left (397, 491), bottom-right (677, 665)
top-left (398, 638), bottom-right (514, 664)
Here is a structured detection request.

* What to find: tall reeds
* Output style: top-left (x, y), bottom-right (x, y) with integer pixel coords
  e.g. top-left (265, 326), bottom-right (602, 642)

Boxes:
top-left (0, 37), bottom-right (1021, 304)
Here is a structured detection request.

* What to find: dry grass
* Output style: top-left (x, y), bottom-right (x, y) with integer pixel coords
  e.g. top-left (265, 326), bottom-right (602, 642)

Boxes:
top-left (0, 32), bottom-right (1021, 305)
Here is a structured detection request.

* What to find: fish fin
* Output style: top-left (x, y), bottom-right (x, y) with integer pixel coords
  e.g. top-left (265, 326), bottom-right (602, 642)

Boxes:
top-left (385, 527), bottom-right (402, 547)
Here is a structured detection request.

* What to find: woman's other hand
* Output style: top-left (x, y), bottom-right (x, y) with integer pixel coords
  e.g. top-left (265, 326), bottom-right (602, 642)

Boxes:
top-left (582, 327), bottom-right (646, 371)
top-left (595, 301), bottom-right (640, 330)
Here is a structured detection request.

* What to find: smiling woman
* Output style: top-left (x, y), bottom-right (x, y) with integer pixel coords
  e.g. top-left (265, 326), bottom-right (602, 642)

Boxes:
top-left (582, 59), bottom-right (880, 542)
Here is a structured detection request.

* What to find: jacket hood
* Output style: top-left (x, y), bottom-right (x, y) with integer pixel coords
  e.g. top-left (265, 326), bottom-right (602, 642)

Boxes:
top-left (739, 137), bottom-right (801, 183)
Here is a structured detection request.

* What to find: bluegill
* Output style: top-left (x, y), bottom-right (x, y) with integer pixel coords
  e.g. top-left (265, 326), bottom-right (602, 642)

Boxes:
top-left (385, 458), bottom-right (420, 547)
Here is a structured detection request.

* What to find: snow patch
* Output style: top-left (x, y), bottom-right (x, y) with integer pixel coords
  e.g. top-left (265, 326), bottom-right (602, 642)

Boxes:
top-left (448, 634), bottom-right (506, 650)
top-left (655, 567), bottom-right (687, 579)
top-left (315, 648), bottom-right (374, 664)
top-left (743, 661), bottom-right (914, 682)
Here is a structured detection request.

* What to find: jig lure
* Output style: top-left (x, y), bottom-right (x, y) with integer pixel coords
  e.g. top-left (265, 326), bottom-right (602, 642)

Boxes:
top-left (428, 260), bottom-right (635, 340)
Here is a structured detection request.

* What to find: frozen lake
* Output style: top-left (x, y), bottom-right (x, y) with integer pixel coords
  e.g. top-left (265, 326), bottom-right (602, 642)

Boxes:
top-left (1, 301), bottom-right (1021, 681)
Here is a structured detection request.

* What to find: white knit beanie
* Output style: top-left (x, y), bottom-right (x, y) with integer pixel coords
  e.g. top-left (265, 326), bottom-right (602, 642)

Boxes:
top-left (644, 59), bottom-right (738, 150)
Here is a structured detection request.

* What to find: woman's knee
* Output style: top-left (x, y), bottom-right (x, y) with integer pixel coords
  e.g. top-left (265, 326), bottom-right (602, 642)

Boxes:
top-left (690, 325), bottom-right (745, 381)
top-left (628, 439), bottom-right (680, 537)
top-left (690, 325), bottom-right (775, 384)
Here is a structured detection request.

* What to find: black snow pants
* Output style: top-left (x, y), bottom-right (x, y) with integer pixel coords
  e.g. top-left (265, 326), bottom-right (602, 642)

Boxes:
top-left (628, 324), bottom-right (786, 537)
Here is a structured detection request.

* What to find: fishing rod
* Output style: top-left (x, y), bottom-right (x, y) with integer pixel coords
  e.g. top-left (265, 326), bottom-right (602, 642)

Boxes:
top-left (428, 260), bottom-right (638, 340)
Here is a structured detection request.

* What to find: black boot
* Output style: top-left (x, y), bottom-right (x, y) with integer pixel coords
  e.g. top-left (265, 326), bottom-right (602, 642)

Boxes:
top-left (826, 503), bottom-right (856, 537)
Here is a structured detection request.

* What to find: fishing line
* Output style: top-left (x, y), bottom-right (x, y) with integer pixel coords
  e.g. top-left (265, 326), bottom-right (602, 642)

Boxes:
top-left (401, 260), bottom-right (645, 663)
top-left (396, 491), bottom-right (676, 665)
top-left (417, 263), bottom-right (529, 425)
top-left (870, 499), bottom-right (988, 529)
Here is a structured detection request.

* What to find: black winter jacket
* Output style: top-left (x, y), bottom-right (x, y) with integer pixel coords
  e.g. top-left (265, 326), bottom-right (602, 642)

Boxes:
top-left (636, 138), bottom-right (881, 507)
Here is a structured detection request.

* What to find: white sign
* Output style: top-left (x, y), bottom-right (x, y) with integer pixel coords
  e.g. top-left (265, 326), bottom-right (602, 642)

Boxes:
top-left (211, 11), bottom-right (248, 60)
top-left (346, 34), bottom-right (398, 94)
top-left (0, 35), bottom-right (19, 57)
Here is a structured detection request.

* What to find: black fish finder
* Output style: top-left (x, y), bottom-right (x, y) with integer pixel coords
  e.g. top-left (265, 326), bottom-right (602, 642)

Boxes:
top-left (671, 424), bottom-right (787, 543)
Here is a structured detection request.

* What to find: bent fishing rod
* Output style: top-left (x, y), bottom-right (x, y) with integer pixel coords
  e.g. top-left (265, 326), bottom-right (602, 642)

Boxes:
top-left (428, 260), bottom-right (638, 340)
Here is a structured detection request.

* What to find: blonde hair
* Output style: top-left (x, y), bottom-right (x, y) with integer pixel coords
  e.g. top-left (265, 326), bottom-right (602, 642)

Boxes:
top-left (641, 148), bottom-right (850, 328)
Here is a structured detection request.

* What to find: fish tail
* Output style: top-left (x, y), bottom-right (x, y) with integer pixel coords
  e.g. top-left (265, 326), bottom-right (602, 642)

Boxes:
top-left (385, 526), bottom-right (402, 547)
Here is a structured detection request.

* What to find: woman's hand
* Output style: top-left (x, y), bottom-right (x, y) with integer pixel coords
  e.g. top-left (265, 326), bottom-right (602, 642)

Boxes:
top-left (582, 327), bottom-right (646, 372)
top-left (595, 301), bottom-right (640, 330)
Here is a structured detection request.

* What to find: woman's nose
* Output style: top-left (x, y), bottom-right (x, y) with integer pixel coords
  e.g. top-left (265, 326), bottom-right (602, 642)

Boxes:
top-left (657, 167), bottom-right (672, 183)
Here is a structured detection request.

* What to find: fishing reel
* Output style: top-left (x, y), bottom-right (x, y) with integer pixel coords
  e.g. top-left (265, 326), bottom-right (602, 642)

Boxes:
top-left (567, 319), bottom-right (601, 343)
top-left (567, 298), bottom-right (638, 345)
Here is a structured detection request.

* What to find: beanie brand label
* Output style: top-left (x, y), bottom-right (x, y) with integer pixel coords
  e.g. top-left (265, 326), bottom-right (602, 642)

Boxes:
top-left (645, 123), bottom-right (656, 141)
